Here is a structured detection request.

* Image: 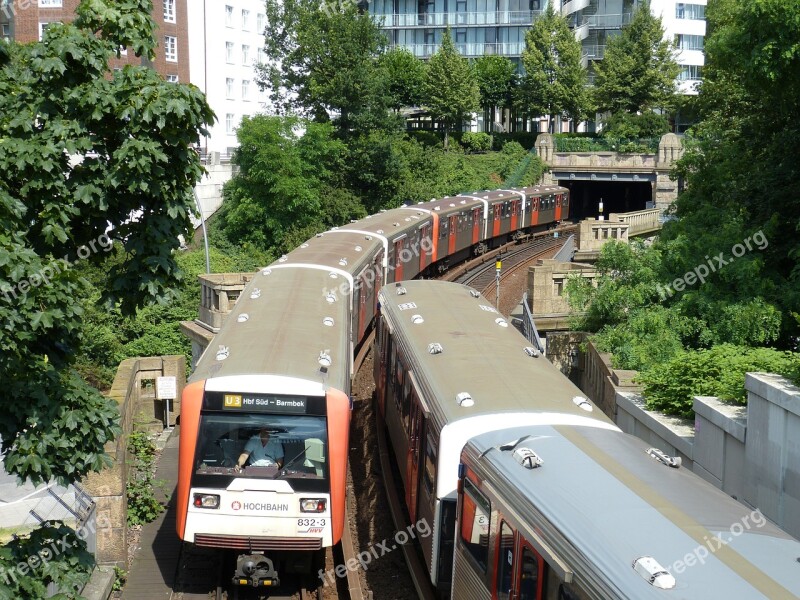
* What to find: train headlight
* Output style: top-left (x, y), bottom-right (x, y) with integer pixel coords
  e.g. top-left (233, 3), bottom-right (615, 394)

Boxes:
top-left (193, 493), bottom-right (220, 509)
top-left (300, 498), bottom-right (327, 513)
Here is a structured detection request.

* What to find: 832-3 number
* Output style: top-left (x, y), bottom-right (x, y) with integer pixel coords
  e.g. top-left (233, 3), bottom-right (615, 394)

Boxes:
top-left (298, 518), bottom-right (326, 527)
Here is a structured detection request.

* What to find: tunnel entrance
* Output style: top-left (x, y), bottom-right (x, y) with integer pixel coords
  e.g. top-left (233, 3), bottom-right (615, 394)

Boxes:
top-left (560, 180), bottom-right (652, 221)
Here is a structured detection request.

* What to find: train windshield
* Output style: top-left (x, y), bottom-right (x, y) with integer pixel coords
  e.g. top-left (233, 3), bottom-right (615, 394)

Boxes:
top-left (194, 413), bottom-right (328, 480)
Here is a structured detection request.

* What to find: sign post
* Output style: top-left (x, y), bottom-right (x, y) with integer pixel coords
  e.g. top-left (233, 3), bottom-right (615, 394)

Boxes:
top-left (156, 376), bottom-right (177, 429)
top-left (495, 260), bottom-right (502, 309)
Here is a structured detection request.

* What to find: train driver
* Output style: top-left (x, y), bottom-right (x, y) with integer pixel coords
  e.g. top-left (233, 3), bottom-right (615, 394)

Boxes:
top-left (236, 427), bottom-right (284, 469)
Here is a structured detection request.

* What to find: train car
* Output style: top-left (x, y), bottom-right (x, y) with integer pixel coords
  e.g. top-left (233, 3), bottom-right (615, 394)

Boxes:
top-left (456, 425), bottom-right (800, 599)
top-left (176, 233), bottom-right (382, 587)
top-left (177, 182), bottom-right (570, 590)
top-left (374, 280), bottom-right (617, 595)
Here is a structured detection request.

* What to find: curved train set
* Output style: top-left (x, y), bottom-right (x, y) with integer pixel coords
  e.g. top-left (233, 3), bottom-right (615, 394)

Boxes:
top-left (176, 184), bottom-right (800, 599)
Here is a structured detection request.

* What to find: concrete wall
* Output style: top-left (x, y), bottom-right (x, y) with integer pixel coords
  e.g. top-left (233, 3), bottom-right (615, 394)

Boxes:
top-left (80, 356), bottom-right (185, 566)
top-left (612, 373), bottom-right (800, 540)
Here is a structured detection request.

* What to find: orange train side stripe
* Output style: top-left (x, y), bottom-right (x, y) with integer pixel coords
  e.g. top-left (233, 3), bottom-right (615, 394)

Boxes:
top-left (176, 380), bottom-right (205, 539)
top-left (326, 388), bottom-right (351, 545)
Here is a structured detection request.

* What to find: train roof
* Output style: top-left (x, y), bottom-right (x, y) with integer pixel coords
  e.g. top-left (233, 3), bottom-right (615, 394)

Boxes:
top-left (189, 230), bottom-right (383, 393)
top-left (377, 280), bottom-right (612, 427)
top-left (462, 424), bottom-right (800, 599)
top-left (410, 185), bottom-right (570, 213)
top-left (343, 206), bottom-right (431, 240)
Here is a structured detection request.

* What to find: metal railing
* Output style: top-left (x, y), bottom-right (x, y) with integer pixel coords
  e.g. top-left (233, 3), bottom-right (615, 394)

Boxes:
top-left (396, 41), bottom-right (524, 57)
top-left (375, 10), bottom-right (542, 28)
top-left (586, 12), bottom-right (632, 28)
top-left (520, 292), bottom-right (545, 354)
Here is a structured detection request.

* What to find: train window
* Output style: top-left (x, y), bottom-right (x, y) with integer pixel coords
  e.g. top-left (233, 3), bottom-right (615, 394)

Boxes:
top-left (402, 376), bottom-right (412, 433)
top-left (193, 412), bottom-right (328, 479)
top-left (519, 548), bottom-right (540, 600)
top-left (496, 521), bottom-right (514, 600)
top-left (423, 434), bottom-right (436, 494)
top-left (460, 479), bottom-right (491, 572)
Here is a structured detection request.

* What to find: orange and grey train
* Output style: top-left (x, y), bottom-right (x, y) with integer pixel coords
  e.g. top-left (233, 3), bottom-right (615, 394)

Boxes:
top-left (176, 185), bottom-right (569, 588)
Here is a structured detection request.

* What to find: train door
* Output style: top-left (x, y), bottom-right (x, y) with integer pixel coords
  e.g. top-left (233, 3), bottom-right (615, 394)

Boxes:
top-left (405, 388), bottom-right (425, 522)
top-left (375, 321), bottom-right (391, 417)
top-left (555, 194), bottom-right (563, 221)
top-left (472, 207), bottom-right (482, 244)
top-left (357, 270), bottom-right (368, 340)
top-left (494, 521), bottom-right (545, 600)
top-left (393, 237), bottom-right (405, 282)
top-left (530, 197), bottom-right (539, 226)
top-left (516, 540), bottom-right (545, 599)
top-left (510, 199), bottom-right (520, 232)
top-left (492, 203), bottom-right (502, 237)
top-left (448, 215), bottom-right (458, 255)
top-left (419, 223), bottom-right (432, 272)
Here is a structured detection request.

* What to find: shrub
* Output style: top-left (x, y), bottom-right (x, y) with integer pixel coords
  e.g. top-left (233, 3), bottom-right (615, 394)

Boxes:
top-left (639, 344), bottom-right (800, 418)
top-left (491, 131), bottom-right (539, 150)
top-left (461, 132), bottom-right (492, 153)
top-left (126, 433), bottom-right (165, 526)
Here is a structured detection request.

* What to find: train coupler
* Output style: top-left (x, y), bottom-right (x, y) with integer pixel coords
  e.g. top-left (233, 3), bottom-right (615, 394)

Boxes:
top-left (232, 553), bottom-right (280, 588)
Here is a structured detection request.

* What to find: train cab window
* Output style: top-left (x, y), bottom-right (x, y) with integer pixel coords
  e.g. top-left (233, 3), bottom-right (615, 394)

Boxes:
top-left (496, 521), bottom-right (515, 600)
top-left (193, 412), bottom-right (328, 480)
top-left (460, 479), bottom-right (491, 571)
top-left (519, 548), bottom-right (540, 600)
top-left (423, 433), bottom-right (436, 494)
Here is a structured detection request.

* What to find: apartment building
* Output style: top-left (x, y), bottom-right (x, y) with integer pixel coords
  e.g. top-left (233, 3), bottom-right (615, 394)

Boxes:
top-left (372, 0), bottom-right (706, 93)
top-left (0, 0), bottom-right (189, 83)
top-left (187, 0), bottom-right (269, 156)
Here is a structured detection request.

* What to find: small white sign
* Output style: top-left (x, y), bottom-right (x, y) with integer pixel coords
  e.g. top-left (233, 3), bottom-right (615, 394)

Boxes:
top-left (156, 376), bottom-right (177, 400)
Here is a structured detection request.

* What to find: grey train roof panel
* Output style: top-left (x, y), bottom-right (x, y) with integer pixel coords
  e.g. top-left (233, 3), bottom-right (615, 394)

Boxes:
top-left (378, 280), bottom-right (612, 426)
top-left (463, 424), bottom-right (800, 599)
top-left (188, 231), bottom-right (385, 392)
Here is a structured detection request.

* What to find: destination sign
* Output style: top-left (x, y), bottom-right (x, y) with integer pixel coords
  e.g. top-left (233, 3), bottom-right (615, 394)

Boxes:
top-left (202, 391), bottom-right (327, 416)
top-left (222, 394), bottom-right (308, 414)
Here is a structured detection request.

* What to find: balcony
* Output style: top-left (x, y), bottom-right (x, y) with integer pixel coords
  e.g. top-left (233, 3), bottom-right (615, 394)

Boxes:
top-left (375, 10), bottom-right (541, 28)
top-left (561, 0), bottom-right (591, 17)
top-left (394, 41), bottom-right (525, 58)
top-left (586, 12), bottom-right (632, 29)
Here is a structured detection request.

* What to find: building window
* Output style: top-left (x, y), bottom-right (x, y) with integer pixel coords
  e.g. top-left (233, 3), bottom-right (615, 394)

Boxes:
top-left (675, 34), bottom-right (704, 51)
top-left (226, 78), bottom-right (235, 99)
top-left (242, 9), bottom-right (250, 30)
top-left (164, 35), bottom-right (177, 62)
top-left (166, 74), bottom-right (179, 83)
top-left (226, 113), bottom-right (235, 134)
top-left (242, 44), bottom-right (250, 65)
top-left (163, 0), bottom-right (176, 23)
top-left (242, 79), bottom-right (250, 101)
top-left (554, 278), bottom-right (564, 296)
top-left (225, 5), bottom-right (233, 27)
top-left (39, 22), bottom-right (58, 40)
top-left (38, 0), bottom-right (63, 7)
top-left (460, 479), bottom-right (490, 572)
top-left (257, 13), bottom-right (265, 33)
top-left (226, 41), bottom-right (235, 63)
top-left (258, 48), bottom-right (267, 64)
top-left (675, 3), bottom-right (705, 20)
top-left (1, 23), bottom-right (10, 41)
top-left (678, 65), bottom-right (703, 80)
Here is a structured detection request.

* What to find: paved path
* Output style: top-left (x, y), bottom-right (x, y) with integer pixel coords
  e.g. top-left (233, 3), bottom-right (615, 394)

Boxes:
top-left (121, 429), bottom-right (181, 600)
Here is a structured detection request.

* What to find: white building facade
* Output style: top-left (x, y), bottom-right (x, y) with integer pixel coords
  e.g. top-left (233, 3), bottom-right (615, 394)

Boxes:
top-left (650, 0), bottom-right (706, 95)
top-left (188, 0), bottom-right (270, 155)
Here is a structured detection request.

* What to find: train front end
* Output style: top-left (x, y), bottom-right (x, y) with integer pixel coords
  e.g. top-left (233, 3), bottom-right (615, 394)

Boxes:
top-left (177, 376), bottom-right (350, 589)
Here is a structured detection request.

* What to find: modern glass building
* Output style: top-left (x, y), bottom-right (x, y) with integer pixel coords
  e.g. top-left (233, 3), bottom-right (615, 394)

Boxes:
top-left (371, 0), bottom-right (706, 93)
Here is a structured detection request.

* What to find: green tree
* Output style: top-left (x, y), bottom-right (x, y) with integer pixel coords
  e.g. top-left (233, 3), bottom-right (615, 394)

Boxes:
top-left (423, 27), bottom-right (480, 149)
top-left (520, 4), bottom-right (588, 132)
top-left (218, 115), bottom-right (364, 254)
top-left (592, 0), bottom-right (679, 114)
top-left (0, 0), bottom-right (212, 595)
top-left (474, 55), bottom-right (517, 132)
top-left (260, 0), bottom-right (396, 135)
top-left (379, 47), bottom-right (427, 111)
